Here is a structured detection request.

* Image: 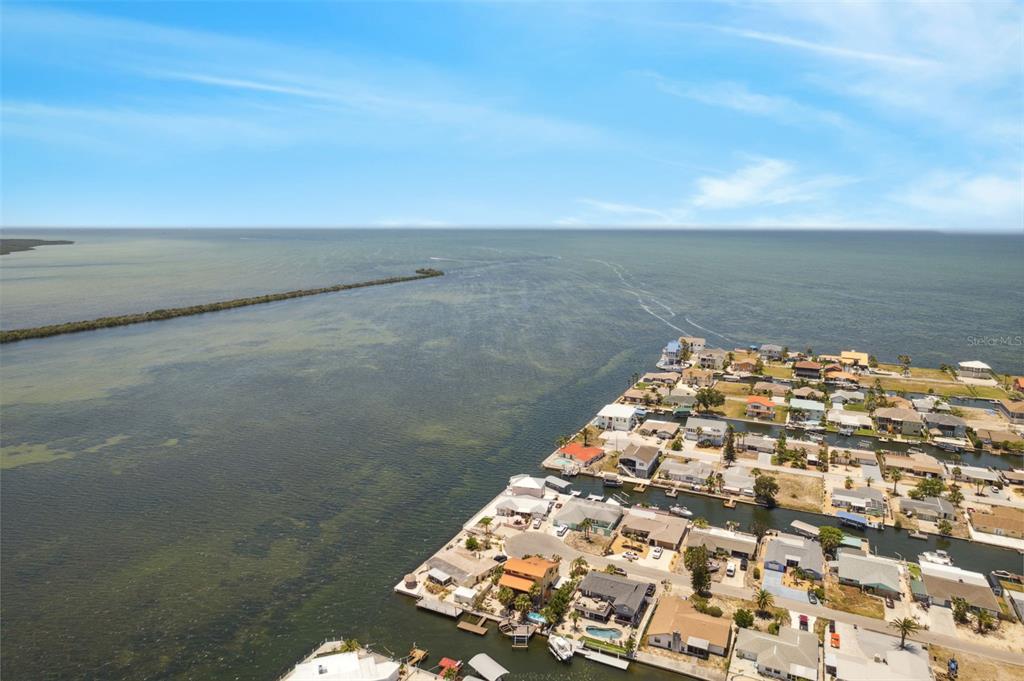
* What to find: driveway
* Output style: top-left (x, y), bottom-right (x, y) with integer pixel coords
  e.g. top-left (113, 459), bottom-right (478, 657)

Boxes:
top-left (928, 605), bottom-right (957, 636)
top-left (761, 568), bottom-right (808, 602)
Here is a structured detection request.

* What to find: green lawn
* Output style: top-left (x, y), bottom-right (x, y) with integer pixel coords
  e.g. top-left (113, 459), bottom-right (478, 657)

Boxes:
top-left (581, 636), bottom-right (628, 655)
top-left (762, 365), bottom-right (792, 379)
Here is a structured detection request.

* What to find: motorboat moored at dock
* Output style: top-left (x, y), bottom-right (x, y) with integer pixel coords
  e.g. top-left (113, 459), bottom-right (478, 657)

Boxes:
top-left (548, 635), bottom-right (574, 662)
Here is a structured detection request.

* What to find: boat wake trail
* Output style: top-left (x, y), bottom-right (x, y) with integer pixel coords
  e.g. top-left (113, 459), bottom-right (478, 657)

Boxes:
top-left (588, 259), bottom-right (693, 335)
top-left (684, 317), bottom-right (735, 344)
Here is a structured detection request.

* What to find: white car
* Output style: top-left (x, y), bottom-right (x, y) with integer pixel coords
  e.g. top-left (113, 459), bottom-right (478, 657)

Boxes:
top-left (725, 563), bottom-right (736, 577)
top-left (555, 525), bottom-right (568, 537)
top-left (651, 547), bottom-right (663, 559)
top-left (532, 518), bottom-right (542, 529)
top-left (623, 551), bottom-right (639, 561)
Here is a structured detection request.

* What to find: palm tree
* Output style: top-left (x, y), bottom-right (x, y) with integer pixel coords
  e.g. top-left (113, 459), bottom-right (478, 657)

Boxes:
top-left (754, 589), bottom-right (775, 616)
top-left (890, 469), bottom-right (903, 494)
top-left (865, 476), bottom-right (874, 488)
top-left (579, 518), bottom-right (593, 541)
top-left (570, 609), bottom-right (582, 630)
top-left (692, 517), bottom-right (709, 529)
top-left (479, 516), bottom-right (493, 536)
top-left (889, 617), bottom-right (920, 648)
top-left (571, 556), bottom-right (588, 576)
top-left (975, 609), bottom-right (995, 634)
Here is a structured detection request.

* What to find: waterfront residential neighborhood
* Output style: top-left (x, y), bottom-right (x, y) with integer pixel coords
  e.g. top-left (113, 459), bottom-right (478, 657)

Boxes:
top-left (372, 339), bottom-right (1024, 681)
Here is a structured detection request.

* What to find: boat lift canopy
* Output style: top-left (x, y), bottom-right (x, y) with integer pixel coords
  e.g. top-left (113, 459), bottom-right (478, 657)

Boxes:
top-left (468, 653), bottom-right (510, 681)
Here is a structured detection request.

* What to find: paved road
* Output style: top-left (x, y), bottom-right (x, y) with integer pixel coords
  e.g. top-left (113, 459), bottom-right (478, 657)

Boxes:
top-left (505, 531), bottom-right (1024, 666)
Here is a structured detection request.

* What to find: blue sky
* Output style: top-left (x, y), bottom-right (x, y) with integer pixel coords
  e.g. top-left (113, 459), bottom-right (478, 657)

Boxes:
top-left (2, 1), bottom-right (1021, 230)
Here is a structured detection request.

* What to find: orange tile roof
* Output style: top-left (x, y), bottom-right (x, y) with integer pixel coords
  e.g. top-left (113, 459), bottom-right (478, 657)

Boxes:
top-left (561, 442), bottom-right (605, 464)
top-left (746, 395), bottom-right (775, 407)
top-left (504, 556), bottom-right (558, 579)
top-left (499, 573), bottom-right (536, 592)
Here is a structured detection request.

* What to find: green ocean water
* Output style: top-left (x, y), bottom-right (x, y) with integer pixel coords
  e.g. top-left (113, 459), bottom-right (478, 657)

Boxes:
top-left (1, 229), bottom-right (1021, 680)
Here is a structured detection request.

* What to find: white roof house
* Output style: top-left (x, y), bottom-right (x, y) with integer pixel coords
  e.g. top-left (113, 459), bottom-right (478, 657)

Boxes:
top-left (827, 409), bottom-right (873, 429)
top-left (508, 474), bottom-right (547, 498)
top-left (598, 404), bottom-right (638, 419)
top-left (958, 360), bottom-right (991, 371)
top-left (284, 650), bottom-right (400, 681)
top-left (595, 403), bottom-right (639, 431)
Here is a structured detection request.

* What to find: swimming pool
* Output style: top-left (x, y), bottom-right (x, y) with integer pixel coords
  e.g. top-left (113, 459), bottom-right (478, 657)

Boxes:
top-left (526, 612), bottom-right (548, 625)
top-left (585, 626), bottom-right (620, 640)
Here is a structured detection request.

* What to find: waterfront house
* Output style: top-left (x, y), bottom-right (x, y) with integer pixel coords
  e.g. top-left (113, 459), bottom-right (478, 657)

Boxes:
top-left (740, 434), bottom-right (776, 455)
top-left (618, 443), bottom-right (661, 479)
top-left (792, 386), bottom-right (825, 400)
top-left (763, 532), bottom-right (825, 580)
top-left (882, 451), bottom-right (943, 478)
top-left (922, 412), bottom-right (967, 438)
top-left (745, 395), bottom-right (777, 420)
top-left (998, 399), bottom-right (1024, 425)
top-left (829, 447), bottom-right (878, 467)
top-left (793, 360), bottom-right (823, 380)
top-left (661, 459), bottom-right (714, 487)
top-left (679, 336), bottom-right (706, 355)
top-left (830, 390), bottom-right (865, 404)
top-left (683, 417), bottom-right (727, 445)
top-left (827, 409), bottom-right (873, 431)
top-left (509, 474), bottom-right (547, 498)
top-left (788, 398), bottom-right (825, 424)
top-left (595, 404), bottom-right (638, 431)
top-left (619, 508), bottom-right (689, 550)
top-left (760, 344), bottom-right (785, 361)
top-left (754, 381), bottom-right (790, 398)
top-left (686, 525), bottom-right (758, 559)
top-left (576, 571), bottom-right (652, 625)
top-left (919, 562), bottom-right (1000, 615)
top-left (971, 506), bottom-right (1024, 539)
top-left (661, 340), bottom-right (682, 365)
top-left (873, 407), bottom-right (924, 436)
top-left (1002, 469), bottom-right (1024, 485)
top-left (824, 370), bottom-right (861, 388)
top-left (499, 556), bottom-right (560, 596)
top-left (949, 464), bottom-right (1002, 487)
top-left (696, 348), bottom-right (729, 370)
top-left (623, 386), bottom-right (668, 404)
top-left (898, 496), bottom-right (954, 521)
top-left (553, 498), bottom-right (622, 534)
top-left (836, 549), bottom-right (901, 599)
top-left (840, 350), bottom-right (871, 368)
top-left (974, 428), bottom-right (1023, 447)
top-left (647, 596), bottom-right (732, 658)
top-left (734, 628), bottom-right (820, 681)
top-left (284, 649), bottom-right (401, 681)
top-left (495, 496), bottom-right (551, 520)
top-left (642, 371), bottom-right (682, 386)
top-left (831, 486), bottom-right (886, 516)
top-left (559, 442), bottom-right (605, 467)
top-left (636, 420), bottom-right (680, 440)
top-left (721, 466), bottom-right (756, 497)
top-left (957, 360), bottom-right (991, 380)
top-left (427, 549), bottom-right (500, 588)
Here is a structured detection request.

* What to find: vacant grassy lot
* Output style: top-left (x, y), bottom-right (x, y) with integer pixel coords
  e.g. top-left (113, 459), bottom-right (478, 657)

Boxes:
top-left (774, 471), bottom-right (825, 513)
top-left (762, 365), bottom-right (792, 379)
top-left (716, 381), bottom-right (752, 396)
top-left (825, 583), bottom-right (884, 619)
top-left (929, 646), bottom-right (1024, 681)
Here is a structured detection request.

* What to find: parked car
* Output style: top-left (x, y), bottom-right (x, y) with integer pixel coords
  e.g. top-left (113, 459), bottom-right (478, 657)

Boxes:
top-left (532, 518), bottom-right (542, 529)
top-left (652, 547), bottom-right (663, 559)
top-left (808, 590), bottom-right (818, 605)
top-left (555, 525), bottom-right (568, 537)
top-left (623, 551), bottom-right (639, 561)
top-left (799, 614), bottom-right (809, 631)
top-left (828, 620), bottom-right (835, 633)
top-left (726, 563), bottom-right (736, 578)
top-left (611, 566), bottom-right (627, 576)
top-left (885, 596), bottom-right (894, 609)
top-left (740, 557), bottom-right (749, 571)
top-left (494, 554), bottom-right (508, 563)
top-left (708, 560), bottom-right (721, 573)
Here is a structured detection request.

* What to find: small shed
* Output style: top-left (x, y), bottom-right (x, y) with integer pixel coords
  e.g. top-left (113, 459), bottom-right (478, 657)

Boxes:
top-left (454, 586), bottom-right (477, 605)
top-left (427, 568), bottom-right (453, 585)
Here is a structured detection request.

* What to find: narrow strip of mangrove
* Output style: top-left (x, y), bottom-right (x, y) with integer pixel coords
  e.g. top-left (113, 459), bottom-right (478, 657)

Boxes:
top-left (0, 268), bottom-right (444, 344)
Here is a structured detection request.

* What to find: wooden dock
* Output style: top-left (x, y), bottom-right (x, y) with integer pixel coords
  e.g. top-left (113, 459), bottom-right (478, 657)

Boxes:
top-left (457, 615), bottom-right (489, 636)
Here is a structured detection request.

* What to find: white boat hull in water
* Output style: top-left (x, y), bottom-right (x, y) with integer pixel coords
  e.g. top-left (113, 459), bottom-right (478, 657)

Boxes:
top-left (548, 635), bottom-right (574, 662)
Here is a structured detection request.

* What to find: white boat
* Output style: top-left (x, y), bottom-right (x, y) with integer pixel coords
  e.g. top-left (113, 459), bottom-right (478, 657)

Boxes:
top-left (586, 493), bottom-right (604, 502)
top-left (548, 635), bottom-right (574, 662)
top-left (670, 505), bottom-right (693, 517)
top-left (920, 550), bottom-right (953, 566)
top-left (569, 490), bottom-right (582, 497)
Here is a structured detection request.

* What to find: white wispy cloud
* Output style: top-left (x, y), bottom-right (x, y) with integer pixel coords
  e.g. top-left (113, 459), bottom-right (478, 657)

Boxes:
top-left (642, 72), bottom-right (850, 130)
top-left (691, 158), bottom-right (853, 210)
top-left (894, 171), bottom-right (1023, 227)
top-left (714, 26), bottom-right (937, 69)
